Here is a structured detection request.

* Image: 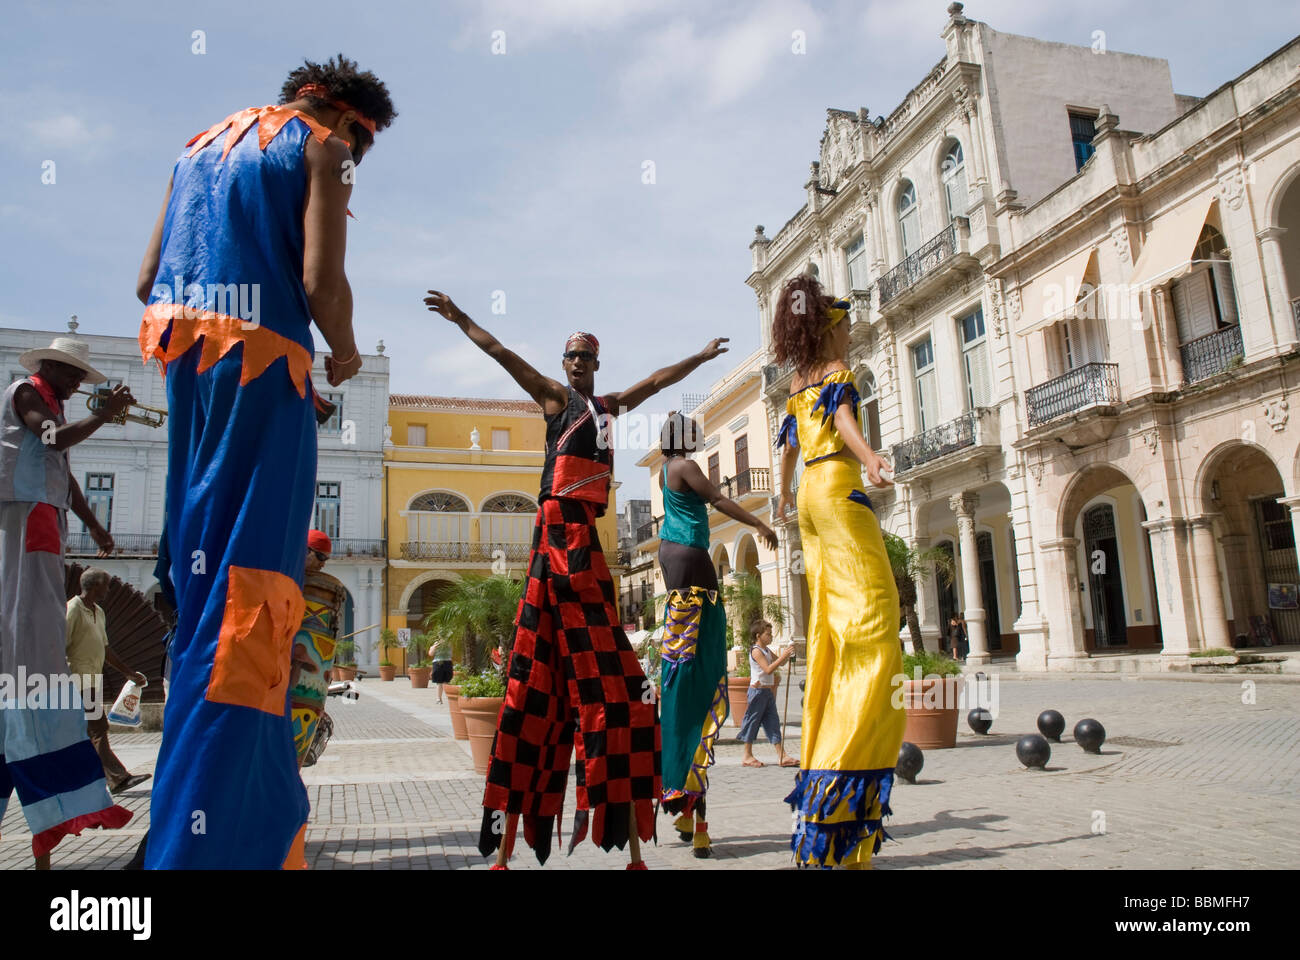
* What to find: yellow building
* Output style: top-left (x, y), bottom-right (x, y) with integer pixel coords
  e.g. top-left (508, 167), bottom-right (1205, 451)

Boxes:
top-left (383, 394), bottom-right (622, 665)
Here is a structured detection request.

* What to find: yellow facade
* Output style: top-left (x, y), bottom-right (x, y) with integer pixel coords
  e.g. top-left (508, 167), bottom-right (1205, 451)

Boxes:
top-left (383, 395), bottom-right (621, 666)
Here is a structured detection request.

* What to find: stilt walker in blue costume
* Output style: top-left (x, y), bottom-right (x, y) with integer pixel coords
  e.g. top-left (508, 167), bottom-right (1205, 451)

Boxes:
top-left (655, 413), bottom-right (776, 858)
top-left (772, 275), bottom-right (903, 869)
top-left (134, 56), bottom-right (395, 868)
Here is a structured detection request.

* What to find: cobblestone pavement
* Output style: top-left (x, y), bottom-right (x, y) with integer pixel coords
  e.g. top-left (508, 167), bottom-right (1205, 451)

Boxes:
top-left (2, 669), bottom-right (1296, 869)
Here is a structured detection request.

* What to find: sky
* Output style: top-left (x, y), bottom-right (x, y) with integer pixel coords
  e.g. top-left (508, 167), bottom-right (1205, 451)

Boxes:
top-left (3, 0), bottom-right (1298, 501)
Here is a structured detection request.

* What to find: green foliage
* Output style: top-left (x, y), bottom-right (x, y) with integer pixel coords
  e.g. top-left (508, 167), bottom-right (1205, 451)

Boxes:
top-left (459, 670), bottom-right (507, 698)
top-left (378, 628), bottom-right (396, 666)
top-left (883, 533), bottom-right (956, 653)
top-left (423, 574), bottom-right (524, 675)
top-left (1190, 647), bottom-right (1235, 658)
top-left (334, 639), bottom-right (355, 666)
top-left (733, 649), bottom-right (751, 678)
top-left (722, 572), bottom-right (786, 645)
top-left (900, 650), bottom-right (964, 678)
top-left (407, 630), bottom-right (433, 669)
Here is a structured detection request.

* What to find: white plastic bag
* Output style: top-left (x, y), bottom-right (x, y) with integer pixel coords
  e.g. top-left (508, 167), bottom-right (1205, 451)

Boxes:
top-left (107, 679), bottom-right (146, 726)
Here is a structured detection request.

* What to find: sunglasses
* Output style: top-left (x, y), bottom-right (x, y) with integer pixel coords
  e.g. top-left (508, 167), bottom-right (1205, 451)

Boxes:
top-left (563, 350), bottom-right (595, 362)
top-left (310, 550), bottom-right (329, 563)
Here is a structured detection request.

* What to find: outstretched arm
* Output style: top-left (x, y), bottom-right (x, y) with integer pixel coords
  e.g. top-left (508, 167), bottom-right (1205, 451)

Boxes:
top-left (833, 403), bottom-right (893, 488)
top-left (425, 290), bottom-right (567, 415)
top-left (604, 338), bottom-right (729, 414)
top-left (675, 459), bottom-right (776, 550)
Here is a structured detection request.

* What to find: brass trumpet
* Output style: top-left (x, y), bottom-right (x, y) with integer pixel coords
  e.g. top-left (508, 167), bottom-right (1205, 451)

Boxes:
top-left (76, 388), bottom-right (168, 429)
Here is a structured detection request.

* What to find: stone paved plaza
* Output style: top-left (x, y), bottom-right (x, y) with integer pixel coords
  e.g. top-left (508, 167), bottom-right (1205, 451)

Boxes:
top-left (3, 668), bottom-right (1296, 870)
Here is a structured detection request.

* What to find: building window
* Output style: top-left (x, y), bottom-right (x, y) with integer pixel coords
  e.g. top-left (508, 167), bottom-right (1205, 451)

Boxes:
top-left (941, 141), bottom-right (967, 220)
top-left (734, 435), bottom-right (750, 495)
top-left (1069, 112), bottom-right (1097, 171)
top-left (482, 493), bottom-right (535, 513)
top-left (320, 392), bottom-right (343, 433)
top-left (491, 428), bottom-right (510, 450)
top-left (858, 370), bottom-right (882, 451)
top-left (314, 481), bottom-right (341, 539)
top-left (84, 473), bottom-right (114, 532)
top-left (1170, 225), bottom-right (1238, 342)
top-left (707, 453), bottom-right (720, 487)
top-left (912, 336), bottom-right (937, 432)
top-left (407, 424), bottom-right (427, 446)
top-left (410, 491), bottom-right (470, 512)
top-left (958, 306), bottom-right (991, 409)
top-left (844, 233), bottom-right (869, 291)
top-left (897, 181), bottom-right (920, 258)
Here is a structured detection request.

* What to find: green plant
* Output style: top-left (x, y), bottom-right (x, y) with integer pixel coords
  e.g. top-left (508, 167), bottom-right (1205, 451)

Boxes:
top-left (733, 650), bottom-right (751, 679)
top-left (722, 572), bottom-right (786, 646)
top-left (423, 574), bottom-right (524, 675)
top-left (640, 596), bottom-right (657, 631)
top-left (459, 670), bottom-right (507, 698)
top-left (334, 639), bottom-right (356, 666)
top-left (883, 533), bottom-right (956, 654)
top-left (451, 664), bottom-right (471, 684)
top-left (378, 628), bottom-right (396, 666)
top-left (1190, 647), bottom-right (1235, 658)
top-left (900, 650), bottom-right (963, 679)
top-left (406, 630), bottom-right (433, 669)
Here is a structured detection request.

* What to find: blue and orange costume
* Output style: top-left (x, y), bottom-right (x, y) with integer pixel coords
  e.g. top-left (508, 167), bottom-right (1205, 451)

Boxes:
top-left (776, 338), bottom-right (905, 868)
top-left (138, 103), bottom-right (340, 868)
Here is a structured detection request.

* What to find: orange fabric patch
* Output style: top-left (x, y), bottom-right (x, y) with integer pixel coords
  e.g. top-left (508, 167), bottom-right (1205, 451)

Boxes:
top-left (138, 304), bottom-right (312, 398)
top-left (207, 565), bottom-right (306, 716)
top-left (185, 105), bottom-right (334, 162)
top-left (24, 502), bottom-right (61, 554)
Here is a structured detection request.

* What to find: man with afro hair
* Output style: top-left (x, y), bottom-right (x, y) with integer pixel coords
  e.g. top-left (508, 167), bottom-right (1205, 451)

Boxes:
top-left (134, 55), bottom-right (394, 869)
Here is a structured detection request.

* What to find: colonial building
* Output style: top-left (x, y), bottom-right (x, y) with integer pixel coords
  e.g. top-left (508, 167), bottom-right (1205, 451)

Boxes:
top-left (745, 5), bottom-right (1299, 669)
top-left (0, 319), bottom-right (389, 660)
top-left (634, 347), bottom-right (783, 644)
top-left (383, 394), bottom-right (624, 664)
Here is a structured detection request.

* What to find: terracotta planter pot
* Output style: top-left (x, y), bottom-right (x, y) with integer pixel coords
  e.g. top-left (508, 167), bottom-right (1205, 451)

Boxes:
top-left (901, 677), bottom-right (961, 749)
top-left (378, 664), bottom-right (397, 682)
top-left (445, 684), bottom-right (468, 740)
top-left (409, 666), bottom-right (433, 689)
top-left (460, 696), bottom-right (505, 775)
top-left (727, 677), bottom-right (751, 728)
top-left (333, 665), bottom-right (357, 682)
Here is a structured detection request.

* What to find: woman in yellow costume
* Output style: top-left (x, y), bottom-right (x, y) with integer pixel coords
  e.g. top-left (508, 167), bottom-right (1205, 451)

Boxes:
top-left (773, 274), bottom-right (903, 869)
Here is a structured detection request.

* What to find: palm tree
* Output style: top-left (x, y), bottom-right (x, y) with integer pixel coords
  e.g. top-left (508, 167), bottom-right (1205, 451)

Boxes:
top-left (423, 574), bottom-right (524, 675)
top-left (721, 571), bottom-right (787, 647)
top-left (883, 532), bottom-right (955, 654)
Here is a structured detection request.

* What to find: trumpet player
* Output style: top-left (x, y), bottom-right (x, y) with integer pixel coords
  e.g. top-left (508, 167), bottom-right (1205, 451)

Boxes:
top-left (0, 336), bottom-right (135, 869)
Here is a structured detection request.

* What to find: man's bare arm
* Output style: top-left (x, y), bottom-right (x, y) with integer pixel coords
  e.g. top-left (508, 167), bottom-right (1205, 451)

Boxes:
top-left (136, 175), bottom-right (174, 304)
top-left (425, 291), bottom-right (567, 415)
top-left (604, 338), bottom-right (729, 414)
top-left (13, 383), bottom-right (132, 452)
top-left (303, 136), bottom-right (361, 385)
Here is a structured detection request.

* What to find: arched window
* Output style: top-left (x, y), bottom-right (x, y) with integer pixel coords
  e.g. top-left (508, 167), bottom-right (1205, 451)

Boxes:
top-left (897, 181), bottom-right (920, 258)
top-left (481, 493), bottom-right (536, 513)
top-left (941, 141), bottom-right (967, 221)
top-left (857, 370), bottom-right (882, 451)
top-left (410, 491), bottom-right (470, 512)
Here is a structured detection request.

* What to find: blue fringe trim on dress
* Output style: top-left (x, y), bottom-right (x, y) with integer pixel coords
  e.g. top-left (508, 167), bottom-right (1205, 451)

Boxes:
top-left (775, 414), bottom-right (799, 449)
top-left (785, 768), bottom-right (895, 868)
top-left (811, 381), bottom-right (860, 426)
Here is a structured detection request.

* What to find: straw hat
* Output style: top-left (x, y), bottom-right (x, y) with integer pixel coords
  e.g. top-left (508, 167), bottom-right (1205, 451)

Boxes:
top-left (18, 337), bottom-right (107, 385)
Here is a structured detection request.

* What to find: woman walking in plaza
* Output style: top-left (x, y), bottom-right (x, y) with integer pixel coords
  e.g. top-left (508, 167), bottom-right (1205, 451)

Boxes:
top-left (773, 274), bottom-right (904, 869)
top-left (655, 413), bottom-right (777, 857)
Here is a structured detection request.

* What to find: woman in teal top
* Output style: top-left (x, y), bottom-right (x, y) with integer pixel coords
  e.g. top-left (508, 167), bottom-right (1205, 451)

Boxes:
top-left (656, 413), bottom-right (776, 857)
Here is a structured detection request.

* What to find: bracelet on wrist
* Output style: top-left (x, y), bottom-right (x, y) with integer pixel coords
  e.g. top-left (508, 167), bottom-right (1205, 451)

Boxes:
top-left (331, 347), bottom-right (359, 366)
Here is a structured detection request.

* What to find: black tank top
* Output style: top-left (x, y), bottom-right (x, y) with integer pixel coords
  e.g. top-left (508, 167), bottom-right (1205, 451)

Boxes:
top-left (537, 387), bottom-right (613, 515)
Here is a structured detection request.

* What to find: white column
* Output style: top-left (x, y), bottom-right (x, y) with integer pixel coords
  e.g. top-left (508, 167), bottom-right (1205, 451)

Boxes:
top-left (1257, 227), bottom-right (1296, 348)
top-left (1037, 537), bottom-right (1088, 666)
top-left (949, 493), bottom-right (989, 665)
top-left (1188, 515), bottom-right (1230, 651)
top-left (1142, 517), bottom-right (1194, 657)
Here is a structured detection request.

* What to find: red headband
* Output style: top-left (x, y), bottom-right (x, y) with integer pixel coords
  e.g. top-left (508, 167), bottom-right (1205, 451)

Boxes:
top-left (295, 84), bottom-right (377, 135)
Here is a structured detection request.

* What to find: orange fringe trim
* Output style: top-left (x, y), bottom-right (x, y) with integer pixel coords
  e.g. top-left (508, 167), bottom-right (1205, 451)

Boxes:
top-left (186, 104), bottom-right (334, 162)
top-left (139, 303), bottom-right (312, 398)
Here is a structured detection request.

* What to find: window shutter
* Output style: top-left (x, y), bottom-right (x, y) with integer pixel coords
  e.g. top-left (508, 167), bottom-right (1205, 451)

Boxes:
top-left (966, 340), bottom-right (991, 408)
top-left (1171, 272), bottom-right (1216, 343)
top-left (1211, 260), bottom-right (1239, 328)
top-left (918, 370), bottom-right (938, 431)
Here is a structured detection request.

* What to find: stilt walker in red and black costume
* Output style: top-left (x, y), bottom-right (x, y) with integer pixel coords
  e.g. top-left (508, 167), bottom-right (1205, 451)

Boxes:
top-left (425, 290), bottom-right (729, 868)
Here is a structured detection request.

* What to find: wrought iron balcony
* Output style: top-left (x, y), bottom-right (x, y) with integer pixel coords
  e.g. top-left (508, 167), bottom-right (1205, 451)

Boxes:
top-left (1292, 297), bottom-right (1300, 339)
top-left (331, 538), bottom-right (385, 558)
top-left (877, 217), bottom-right (969, 307)
top-left (719, 467), bottom-right (771, 499)
top-left (891, 409), bottom-right (992, 475)
top-left (400, 541), bottom-right (532, 563)
top-left (1024, 363), bottom-right (1120, 428)
top-left (762, 360), bottom-right (794, 396)
top-left (66, 532), bottom-right (160, 557)
top-left (1180, 325), bottom-right (1244, 384)
top-left (635, 516), bottom-right (662, 546)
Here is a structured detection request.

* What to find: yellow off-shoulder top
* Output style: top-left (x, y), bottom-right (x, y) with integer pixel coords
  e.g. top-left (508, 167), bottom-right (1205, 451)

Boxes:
top-left (776, 368), bottom-right (860, 464)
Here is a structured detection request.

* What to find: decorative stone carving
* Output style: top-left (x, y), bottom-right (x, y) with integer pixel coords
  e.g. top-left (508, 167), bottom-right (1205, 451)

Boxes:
top-left (1111, 224), bottom-right (1131, 266)
top-left (986, 279), bottom-right (1005, 338)
top-left (1142, 429), bottom-right (1159, 453)
top-left (1262, 398), bottom-right (1289, 431)
top-left (1006, 287), bottom-right (1022, 322)
top-left (1217, 166), bottom-right (1247, 211)
top-left (949, 492), bottom-right (979, 517)
top-left (1027, 461), bottom-right (1044, 485)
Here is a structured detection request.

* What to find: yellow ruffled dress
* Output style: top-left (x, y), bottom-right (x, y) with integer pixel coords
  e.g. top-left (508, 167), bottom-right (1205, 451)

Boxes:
top-left (777, 368), bottom-right (905, 868)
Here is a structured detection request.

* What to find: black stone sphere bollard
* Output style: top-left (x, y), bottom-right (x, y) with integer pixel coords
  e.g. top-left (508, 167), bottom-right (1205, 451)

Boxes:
top-left (967, 708), bottom-right (994, 734)
top-left (1074, 718), bottom-right (1106, 753)
top-left (1016, 733), bottom-right (1051, 770)
top-left (896, 742), bottom-right (924, 783)
top-left (1037, 709), bottom-right (1066, 741)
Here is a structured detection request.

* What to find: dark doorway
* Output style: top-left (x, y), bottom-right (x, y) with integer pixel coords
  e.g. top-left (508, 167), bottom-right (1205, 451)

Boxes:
top-left (1255, 496), bottom-right (1300, 644)
top-left (936, 541), bottom-right (957, 654)
top-left (976, 531), bottom-right (1001, 650)
top-left (1084, 504), bottom-right (1127, 646)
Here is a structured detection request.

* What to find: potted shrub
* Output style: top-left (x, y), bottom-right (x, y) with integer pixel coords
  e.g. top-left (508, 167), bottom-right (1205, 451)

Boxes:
top-left (458, 670), bottom-right (507, 775)
top-left (333, 639), bottom-right (357, 682)
top-left (898, 650), bottom-right (964, 749)
top-left (408, 630), bottom-right (434, 689)
top-left (444, 665), bottom-right (470, 741)
top-left (727, 648), bottom-right (751, 728)
top-left (883, 533), bottom-right (955, 654)
top-left (377, 628), bottom-right (398, 682)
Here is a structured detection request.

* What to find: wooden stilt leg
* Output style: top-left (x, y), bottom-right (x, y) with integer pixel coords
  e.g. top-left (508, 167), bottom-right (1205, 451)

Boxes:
top-left (35, 853), bottom-right (51, 870)
top-left (627, 805), bottom-right (645, 868)
top-left (493, 813), bottom-right (518, 869)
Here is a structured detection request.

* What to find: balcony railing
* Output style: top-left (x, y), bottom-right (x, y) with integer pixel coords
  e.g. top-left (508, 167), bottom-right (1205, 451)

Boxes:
top-left (1180, 325), bottom-right (1244, 384)
top-left (1291, 297), bottom-right (1300, 339)
top-left (878, 218), bottom-right (966, 305)
top-left (762, 361), bottom-right (794, 395)
top-left (66, 532), bottom-right (160, 557)
top-left (400, 541), bottom-right (532, 563)
top-left (1024, 362), bottom-right (1120, 428)
top-left (331, 538), bottom-right (385, 558)
top-left (635, 516), bottom-right (662, 545)
top-left (891, 410), bottom-right (983, 474)
top-left (719, 467), bottom-right (772, 499)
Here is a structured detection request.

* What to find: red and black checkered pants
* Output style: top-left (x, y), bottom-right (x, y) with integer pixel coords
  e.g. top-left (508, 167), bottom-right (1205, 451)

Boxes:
top-left (479, 497), bottom-right (660, 863)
